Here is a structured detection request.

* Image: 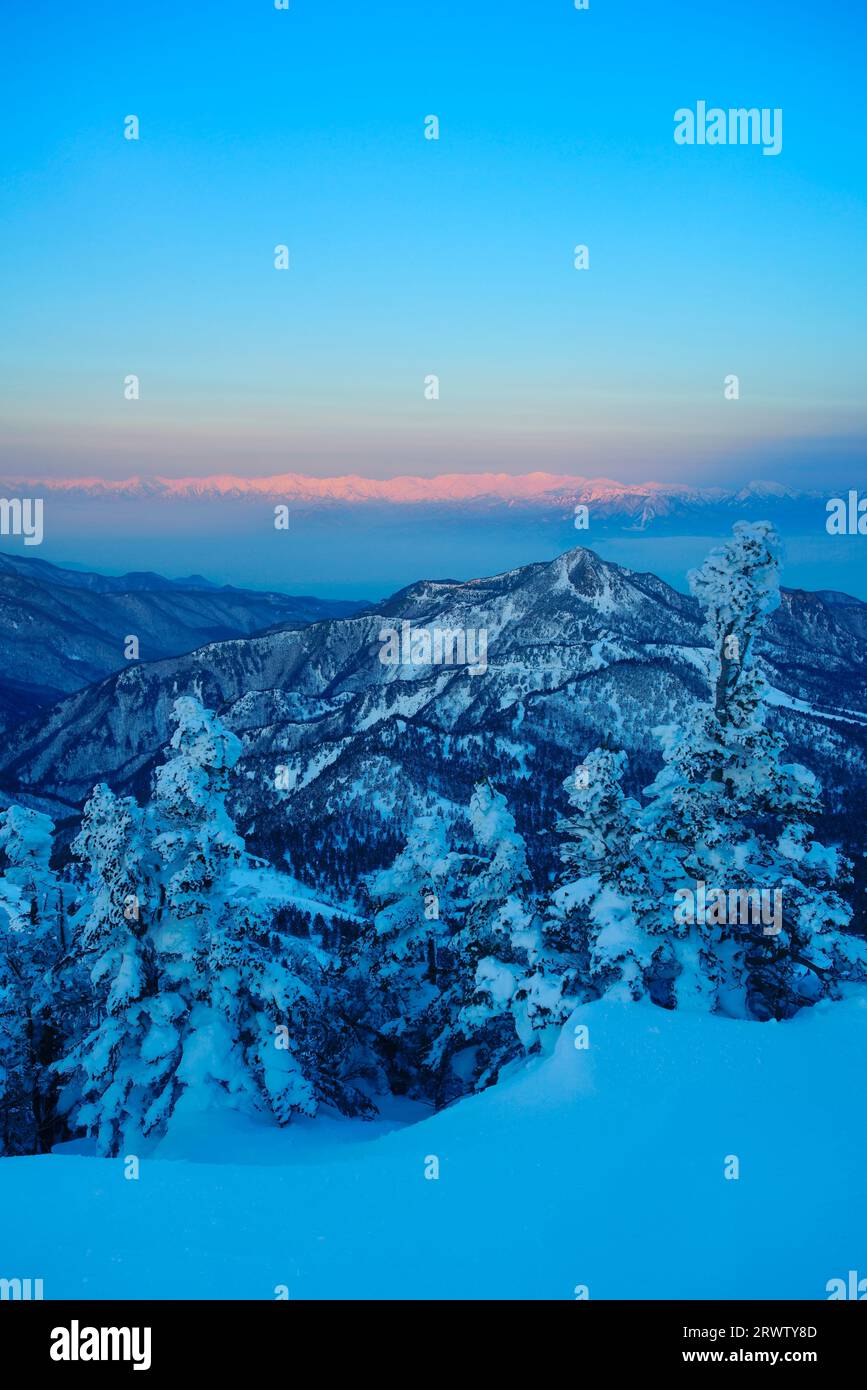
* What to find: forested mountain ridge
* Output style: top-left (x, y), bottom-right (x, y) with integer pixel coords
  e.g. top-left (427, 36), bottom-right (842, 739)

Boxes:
top-left (1, 545), bottom-right (864, 895)
top-left (0, 550), bottom-right (366, 731)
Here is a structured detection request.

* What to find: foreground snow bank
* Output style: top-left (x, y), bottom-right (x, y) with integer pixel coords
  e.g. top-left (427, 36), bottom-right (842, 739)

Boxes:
top-left (1, 996), bottom-right (865, 1299)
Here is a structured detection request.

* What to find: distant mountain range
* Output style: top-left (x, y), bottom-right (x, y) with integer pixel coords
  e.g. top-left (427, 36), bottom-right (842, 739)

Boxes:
top-left (2, 546), bottom-right (864, 935)
top-left (3, 471), bottom-right (855, 600)
top-left (0, 470), bottom-right (820, 522)
top-left (0, 553), bottom-right (366, 730)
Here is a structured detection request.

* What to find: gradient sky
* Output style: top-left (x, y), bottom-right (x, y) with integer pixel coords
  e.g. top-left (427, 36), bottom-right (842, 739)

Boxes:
top-left (1, 0), bottom-right (866, 485)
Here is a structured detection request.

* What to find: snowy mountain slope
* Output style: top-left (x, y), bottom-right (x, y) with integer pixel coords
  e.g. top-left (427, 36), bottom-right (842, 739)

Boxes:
top-left (1, 995), bottom-right (864, 1298)
top-left (2, 545), bottom-right (864, 824)
top-left (0, 552), bottom-right (366, 730)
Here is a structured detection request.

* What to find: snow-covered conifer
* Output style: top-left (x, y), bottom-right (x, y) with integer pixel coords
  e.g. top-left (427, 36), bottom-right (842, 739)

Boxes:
top-left (428, 782), bottom-right (566, 1096)
top-left (617, 523), bottom-right (866, 1017)
top-left (147, 697), bottom-right (362, 1135)
top-left (54, 784), bottom-right (167, 1155)
top-left (553, 748), bottom-right (656, 1002)
top-left (362, 807), bottom-right (463, 1094)
top-left (0, 807), bottom-right (62, 1153)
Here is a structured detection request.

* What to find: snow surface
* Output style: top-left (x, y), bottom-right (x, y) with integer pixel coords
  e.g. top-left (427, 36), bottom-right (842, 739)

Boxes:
top-left (1, 996), bottom-right (865, 1299)
top-left (232, 866), bottom-right (361, 924)
top-left (765, 683), bottom-right (867, 727)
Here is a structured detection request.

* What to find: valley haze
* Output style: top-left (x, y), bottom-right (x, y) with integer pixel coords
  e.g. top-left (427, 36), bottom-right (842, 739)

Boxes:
top-left (1, 470), bottom-right (863, 600)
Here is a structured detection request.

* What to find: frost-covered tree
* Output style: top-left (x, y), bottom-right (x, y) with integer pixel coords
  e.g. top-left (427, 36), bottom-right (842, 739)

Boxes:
top-left (135, 696), bottom-right (250, 1134)
top-left (146, 696), bottom-right (362, 1138)
top-left (581, 523), bottom-right (867, 1018)
top-left (361, 807), bottom-right (464, 1095)
top-left (442, 782), bottom-right (540, 1090)
top-left (53, 784), bottom-right (166, 1156)
top-left (553, 749), bottom-right (657, 1002)
top-left (0, 807), bottom-right (63, 1154)
top-left (427, 781), bottom-right (572, 1097)
top-left (55, 699), bottom-right (373, 1153)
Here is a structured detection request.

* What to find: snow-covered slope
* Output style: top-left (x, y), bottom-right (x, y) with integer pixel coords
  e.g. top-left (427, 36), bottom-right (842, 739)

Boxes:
top-left (0, 553), bottom-right (366, 730)
top-left (2, 995), bottom-right (864, 1299)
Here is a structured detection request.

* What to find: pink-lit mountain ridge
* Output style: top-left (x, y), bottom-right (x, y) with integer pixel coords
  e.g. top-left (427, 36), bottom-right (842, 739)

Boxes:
top-left (1, 472), bottom-right (813, 527)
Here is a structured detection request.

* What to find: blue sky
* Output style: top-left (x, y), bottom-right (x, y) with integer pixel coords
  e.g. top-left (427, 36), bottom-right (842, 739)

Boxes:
top-left (1, 0), bottom-right (866, 485)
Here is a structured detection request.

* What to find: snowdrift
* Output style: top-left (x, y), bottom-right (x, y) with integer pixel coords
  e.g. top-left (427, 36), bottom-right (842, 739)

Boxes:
top-left (1, 995), bottom-right (864, 1299)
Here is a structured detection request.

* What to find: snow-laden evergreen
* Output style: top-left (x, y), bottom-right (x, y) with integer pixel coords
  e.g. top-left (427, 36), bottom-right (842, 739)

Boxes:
top-left (53, 699), bottom-right (373, 1155)
top-left (147, 695), bottom-right (267, 1130)
top-left (567, 524), bottom-right (867, 1018)
top-left (0, 807), bottom-right (63, 1154)
top-left (554, 748), bottom-right (653, 1003)
top-left (427, 779), bottom-right (595, 1097)
top-left (54, 784), bottom-right (167, 1155)
top-left (461, 782), bottom-right (570, 1077)
top-left (361, 809), bottom-right (464, 1096)
top-left (151, 697), bottom-right (374, 1134)
top-left (417, 781), bottom-right (531, 1095)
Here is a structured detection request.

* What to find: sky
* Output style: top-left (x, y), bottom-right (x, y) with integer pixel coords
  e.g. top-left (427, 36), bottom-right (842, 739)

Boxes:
top-left (1, 0), bottom-right (866, 488)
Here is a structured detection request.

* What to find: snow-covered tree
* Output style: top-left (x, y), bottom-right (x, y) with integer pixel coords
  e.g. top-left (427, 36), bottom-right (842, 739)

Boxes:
top-left (361, 807), bottom-right (464, 1095)
top-left (427, 781), bottom-right (573, 1097)
top-left (0, 807), bottom-right (63, 1154)
top-left (147, 696), bottom-right (364, 1138)
top-left (53, 784), bottom-right (167, 1156)
top-left (553, 748), bottom-right (657, 1002)
top-left (444, 782), bottom-right (542, 1090)
top-left (54, 699), bottom-right (374, 1153)
top-left (147, 698), bottom-right (280, 1129)
top-left (132, 696), bottom-right (249, 1134)
top-left (581, 523), bottom-right (867, 1018)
